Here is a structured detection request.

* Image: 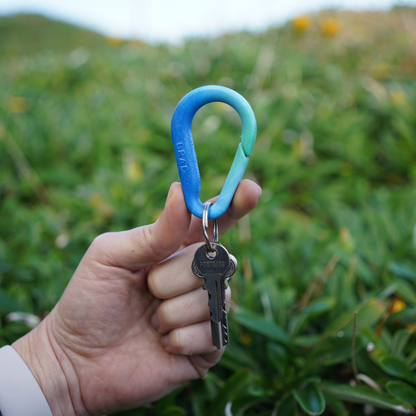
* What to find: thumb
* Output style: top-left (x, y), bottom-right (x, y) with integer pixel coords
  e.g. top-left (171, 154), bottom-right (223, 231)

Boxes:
top-left (88, 182), bottom-right (192, 271)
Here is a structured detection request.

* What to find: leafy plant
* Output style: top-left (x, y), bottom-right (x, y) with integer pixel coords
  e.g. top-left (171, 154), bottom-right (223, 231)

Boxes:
top-left (1, 8), bottom-right (416, 415)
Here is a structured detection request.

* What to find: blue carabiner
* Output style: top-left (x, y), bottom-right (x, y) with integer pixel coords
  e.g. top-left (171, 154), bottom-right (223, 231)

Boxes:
top-left (171, 85), bottom-right (257, 219)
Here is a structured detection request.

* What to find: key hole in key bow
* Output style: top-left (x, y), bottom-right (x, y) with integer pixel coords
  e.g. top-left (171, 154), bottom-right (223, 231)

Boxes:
top-left (205, 247), bottom-right (217, 259)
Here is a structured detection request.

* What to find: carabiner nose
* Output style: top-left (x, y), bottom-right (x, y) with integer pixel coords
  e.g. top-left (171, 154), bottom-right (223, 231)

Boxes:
top-left (171, 85), bottom-right (257, 219)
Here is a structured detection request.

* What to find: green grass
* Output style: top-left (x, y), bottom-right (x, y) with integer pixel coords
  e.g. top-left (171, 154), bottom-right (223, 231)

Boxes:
top-left (1, 9), bottom-right (416, 415)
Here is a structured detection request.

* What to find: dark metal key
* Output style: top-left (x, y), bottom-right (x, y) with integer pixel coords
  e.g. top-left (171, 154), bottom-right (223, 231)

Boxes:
top-left (192, 242), bottom-right (236, 349)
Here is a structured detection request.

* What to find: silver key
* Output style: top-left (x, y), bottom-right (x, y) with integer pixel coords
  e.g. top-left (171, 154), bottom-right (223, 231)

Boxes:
top-left (192, 242), bottom-right (237, 349)
top-left (225, 254), bottom-right (238, 288)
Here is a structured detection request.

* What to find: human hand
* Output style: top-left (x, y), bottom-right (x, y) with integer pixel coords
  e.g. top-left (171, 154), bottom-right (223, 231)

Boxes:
top-left (13, 180), bottom-right (261, 416)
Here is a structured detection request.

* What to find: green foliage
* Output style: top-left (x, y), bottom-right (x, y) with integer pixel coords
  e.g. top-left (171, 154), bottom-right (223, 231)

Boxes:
top-left (1, 8), bottom-right (416, 416)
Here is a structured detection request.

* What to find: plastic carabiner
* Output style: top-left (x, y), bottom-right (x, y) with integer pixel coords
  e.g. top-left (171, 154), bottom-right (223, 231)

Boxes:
top-left (171, 85), bottom-right (257, 219)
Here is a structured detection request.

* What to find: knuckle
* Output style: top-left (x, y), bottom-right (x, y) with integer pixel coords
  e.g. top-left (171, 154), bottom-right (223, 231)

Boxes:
top-left (88, 232), bottom-right (115, 260)
top-left (196, 366), bottom-right (209, 378)
top-left (158, 301), bottom-right (176, 330)
top-left (91, 232), bottom-right (112, 249)
top-left (171, 329), bottom-right (186, 353)
top-left (147, 266), bottom-right (166, 299)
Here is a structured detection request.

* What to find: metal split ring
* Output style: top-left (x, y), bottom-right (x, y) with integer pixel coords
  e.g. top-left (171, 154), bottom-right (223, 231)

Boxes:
top-left (202, 202), bottom-right (218, 252)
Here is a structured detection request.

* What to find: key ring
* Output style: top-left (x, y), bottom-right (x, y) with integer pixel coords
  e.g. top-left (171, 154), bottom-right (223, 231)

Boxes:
top-left (202, 202), bottom-right (218, 253)
top-left (171, 85), bottom-right (257, 220)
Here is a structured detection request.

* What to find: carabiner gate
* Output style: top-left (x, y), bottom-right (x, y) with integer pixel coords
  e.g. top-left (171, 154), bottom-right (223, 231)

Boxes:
top-left (171, 85), bottom-right (257, 219)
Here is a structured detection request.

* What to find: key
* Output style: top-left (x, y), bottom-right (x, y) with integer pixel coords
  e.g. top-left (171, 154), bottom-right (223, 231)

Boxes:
top-left (225, 254), bottom-right (238, 288)
top-left (192, 242), bottom-right (237, 349)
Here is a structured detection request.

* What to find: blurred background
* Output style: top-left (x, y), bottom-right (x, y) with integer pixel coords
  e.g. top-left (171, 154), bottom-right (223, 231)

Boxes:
top-left (1, 1), bottom-right (416, 415)
top-left (1, 0), bottom-right (416, 43)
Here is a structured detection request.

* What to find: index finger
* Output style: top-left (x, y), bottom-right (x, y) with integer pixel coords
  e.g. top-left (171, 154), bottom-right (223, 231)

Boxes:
top-left (182, 179), bottom-right (262, 248)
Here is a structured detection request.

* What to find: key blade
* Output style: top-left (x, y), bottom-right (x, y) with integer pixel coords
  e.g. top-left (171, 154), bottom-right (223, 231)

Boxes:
top-left (204, 274), bottom-right (222, 323)
top-left (211, 280), bottom-right (229, 349)
top-left (211, 320), bottom-right (226, 349)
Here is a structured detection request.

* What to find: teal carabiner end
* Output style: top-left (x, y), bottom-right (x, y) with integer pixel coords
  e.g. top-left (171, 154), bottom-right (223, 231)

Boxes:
top-left (171, 85), bottom-right (256, 219)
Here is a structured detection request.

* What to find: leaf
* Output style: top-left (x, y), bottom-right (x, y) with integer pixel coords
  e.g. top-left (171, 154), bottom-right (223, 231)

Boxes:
top-left (396, 280), bottom-right (416, 306)
top-left (208, 369), bottom-right (251, 415)
top-left (302, 297), bottom-right (337, 316)
top-left (233, 310), bottom-right (292, 347)
top-left (323, 393), bottom-right (348, 416)
top-left (230, 395), bottom-right (264, 416)
top-left (342, 299), bottom-right (386, 332)
top-left (266, 342), bottom-right (288, 373)
top-left (293, 334), bottom-right (320, 347)
top-left (386, 381), bottom-right (416, 407)
top-left (288, 297), bottom-right (336, 336)
top-left (221, 342), bottom-right (261, 372)
top-left (387, 308), bottom-right (416, 326)
top-left (326, 298), bottom-right (385, 334)
top-left (276, 394), bottom-right (297, 416)
top-left (305, 299), bottom-right (387, 348)
top-left (379, 355), bottom-right (416, 385)
top-left (355, 350), bottom-right (391, 382)
top-left (321, 384), bottom-right (413, 413)
top-left (258, 278), bottom-right (286, 327)
top-left (191, 394), bottom-right (205, 416)
top-left (0, 287), bottom-right (24, 313)
top-left (203, 372), bottom-right (223, 400)
top-left (389, 262), bottom-right (416, 282)
top-left (360, 327), bottom-right (389, 354)
top-left (157, 405), bottom-right (187, 416)
top-left (292, 383), bottom-right (326, 415)
top-left (390, 329), bottom-right (411, 358)
top-left (307, 336), bottom-right (358, 367)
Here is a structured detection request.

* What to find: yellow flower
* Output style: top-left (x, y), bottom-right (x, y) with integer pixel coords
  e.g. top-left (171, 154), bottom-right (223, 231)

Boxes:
top-left (390, 297), bottom-right (406, 315)
top-left (390, 89), bottom-right (406, 106)
top-left (241, 333), bottom-right (253, 344)
top-left (320, 17), bottom-right (341, 37)
top-left (7, 97), bottom-right (27, 113)
top-left (105, 37), bottom-right (125, 47)
top-left (130, 39), bottom-right (146, 48)
top-left (123, 149), bottom-right (143, 183)
top-left (339, 227), bottom-right (355, 252)
top-left (405, 322), bottom-right (416, 332)
top-left (292, 15), bottom-right (312, 33)
top-left (88, 193), bottom-right (115, 218)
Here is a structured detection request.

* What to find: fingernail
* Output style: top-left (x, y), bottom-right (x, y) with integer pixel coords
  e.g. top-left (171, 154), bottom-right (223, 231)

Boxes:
top-left (150, 313), bottom-right (159, 330)
top-left (164, 182), bottom-right (178, 208)
top-left (255, 182), bottom-right (262, 196)
top-left (162, 334), bottom-right (169, 347)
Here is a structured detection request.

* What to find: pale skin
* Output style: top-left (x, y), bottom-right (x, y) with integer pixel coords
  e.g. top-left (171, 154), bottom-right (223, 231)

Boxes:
top-left (12, 180), bottom-right (262, 416)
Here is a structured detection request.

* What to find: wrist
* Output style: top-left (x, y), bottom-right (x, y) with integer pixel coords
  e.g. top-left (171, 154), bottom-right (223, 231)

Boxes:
top-left (12, 315), bottom-right (81, 416)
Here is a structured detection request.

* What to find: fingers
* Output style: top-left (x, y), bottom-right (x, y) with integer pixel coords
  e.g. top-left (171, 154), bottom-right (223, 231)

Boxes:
top-left (162, 321), bottom-right (221, 357)
top-left (86, 179), bottom-right (261, 271)
top-left (88, 182), bottom-right (191, 271)
top-left (182, 179), bottom-right (262, 247)
top-left (161, 320), bottom-right (226, 375)
top-left (152, 286), bottom-right (231, 334)
top-left (147, 243), bottom-right (202, 299)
